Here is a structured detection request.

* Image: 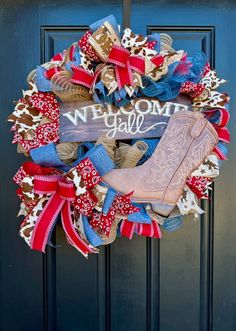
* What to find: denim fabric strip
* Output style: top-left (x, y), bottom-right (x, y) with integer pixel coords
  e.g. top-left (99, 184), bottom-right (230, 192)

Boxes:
top-left (31, 143), bottom-right (115, 175)
top-left (162, 216), bottom-right (183, 232)
top-left (89, 15), bottom-right (119, 36)
top-left (217, 142), bottom-right (228, 157)
top-left (82, 215), bottom-right (104, 247)
top-left (36, 66), bottom-right (52, 92)
top-left (75, 145), bottom-right (115, 175)
top-left (127, 203), bottom-right (152, 224)
top-left (30, 143), bottom-right (66, 168)
top-left (102, 188), bottom-right (117, 214)
top-left (77, 142), bottom-right (94, 159)
top-left (217, 142), bottom-right (228, 165)
top-left (147, 33), bottom-right (160, 53)
top-left (65, 48), bottom-right (81, 72)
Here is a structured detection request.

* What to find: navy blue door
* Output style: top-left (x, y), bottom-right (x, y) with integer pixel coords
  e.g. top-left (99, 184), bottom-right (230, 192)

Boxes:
top-left (1, 1), bottom-right (236, 331)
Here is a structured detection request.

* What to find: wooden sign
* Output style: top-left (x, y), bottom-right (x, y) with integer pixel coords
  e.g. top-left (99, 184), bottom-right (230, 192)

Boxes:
top-left (59, 97), bottom-right (191, 142)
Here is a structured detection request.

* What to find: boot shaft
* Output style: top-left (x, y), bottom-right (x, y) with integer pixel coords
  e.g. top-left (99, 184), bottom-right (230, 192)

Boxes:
top-left (141, 111), bottom-right (218, 202)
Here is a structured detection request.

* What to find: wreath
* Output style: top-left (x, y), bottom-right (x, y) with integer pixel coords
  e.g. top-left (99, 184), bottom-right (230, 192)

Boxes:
top-left (8, 15), bottom-right (230, 257)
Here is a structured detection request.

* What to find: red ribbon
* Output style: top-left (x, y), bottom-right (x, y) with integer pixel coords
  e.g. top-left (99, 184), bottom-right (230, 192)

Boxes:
top-left (180, 81), bottom-right (205, 99)
top-left (30, 175), bottom-right (94, 255)
top-left (108, 45), bottom-right (145, 89)
top-left (120, 219), bottom-right (162, 239)
top-left (186, 176), bottom-right (213, 199)
top-left (71, 64), bottom-right (105, 89)
top-left (203, 108), bottom-right (230, 143)
top-left (51, 52), bottom-right (64, 62)
top-left (71, 66), bottom-right (94, 88)
top-left (44, 67), bottom-right (62, 80)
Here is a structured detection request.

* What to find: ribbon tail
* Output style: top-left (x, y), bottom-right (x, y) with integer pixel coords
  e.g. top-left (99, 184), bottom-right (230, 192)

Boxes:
top-left (115, 62), bottom-right (133, 90)
top-left (61, 201), bottom-right (95, 257)
top-left (30, 193), bottom-right (64, 252)
top-left (120, 220), bottom-right (136, 239)
top-left (137, 221), bottom-right (162, 238)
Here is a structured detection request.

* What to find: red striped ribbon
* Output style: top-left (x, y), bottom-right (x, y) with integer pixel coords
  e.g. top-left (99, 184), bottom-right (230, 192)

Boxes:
top-left (30, 175), bottom-right (94, 256)
top-left (120, 219), bottom-right (162, 239)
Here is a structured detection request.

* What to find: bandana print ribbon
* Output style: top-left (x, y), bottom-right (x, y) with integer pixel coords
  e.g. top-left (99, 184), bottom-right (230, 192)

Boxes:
top-left (90, 191), bottom-right (140, 237)
top-left (180, 81), bottom-right (205, 99)
top-left (8, 86), bottom-right (60, 152)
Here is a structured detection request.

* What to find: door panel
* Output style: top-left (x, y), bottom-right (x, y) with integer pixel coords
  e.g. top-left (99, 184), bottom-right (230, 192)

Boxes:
top-left (132, 2), bottom-right (236, 331)
top-left (1, 1), bottom-right (236, 331)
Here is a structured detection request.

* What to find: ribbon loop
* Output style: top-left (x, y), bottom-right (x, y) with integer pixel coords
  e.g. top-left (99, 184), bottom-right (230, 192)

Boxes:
top-left (29, 164), bottom-right (98, 255)
top-left (71, 66), bottom-right (94, 88)
top-left (34, 175), bottom-right (60, 194)
top-left (108, 45), bottom-right (130, 67)
top-left (129, 56), bottom-right (145, 75)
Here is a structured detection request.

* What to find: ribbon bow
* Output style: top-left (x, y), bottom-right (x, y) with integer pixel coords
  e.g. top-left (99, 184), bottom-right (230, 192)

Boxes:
top-left (30, 175), bottom-right (94, 255)
top-left (107, 45), bottom-right (145, 89)
top-left (17, 158), bottom-right (102, 257)
top-left (71, 46), bottom-right (145, 90)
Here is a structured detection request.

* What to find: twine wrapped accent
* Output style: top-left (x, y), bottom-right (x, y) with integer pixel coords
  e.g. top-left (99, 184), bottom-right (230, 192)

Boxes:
top-left (114, 140), bottom-right (148, 168)
top-left (145, 205), bottom-right (163, 225)
top-left (160, 33), bottom-right (174, 52)
top-left (17, 143), bottom-right (28, 156)
top-left (100, 216), bottom-right (122, 245)
top-left (27, 69), bottom-right (37, 84)
top-left (56, 142), bottom-right (79, 163)
top-left (95, 135), bottom-right (116, 159)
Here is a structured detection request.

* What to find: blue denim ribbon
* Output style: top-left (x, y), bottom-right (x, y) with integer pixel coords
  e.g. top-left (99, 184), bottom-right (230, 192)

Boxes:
top-left (127, 203), bottom-right (152, 224)
top-left (147, 33), bottom-right (161, 52)
top-left (162, 216), bottom-right (183, 232)
top-left (65, 46), bottom-right (82, 72)
top-left (89, 15), bottom-right (120, 36)
top-left (93, 81), bottom-right (133, 107)
top-left (35, 66), bottom-right (52, 92)
top-left (102, 188), bottom-right (117, 214)
top-left (30, 143), bottom-right (115, 174)
top-left (140, 52), bottom-right (207, 101)
top-left (82, 215), bottom-right (104, 246)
